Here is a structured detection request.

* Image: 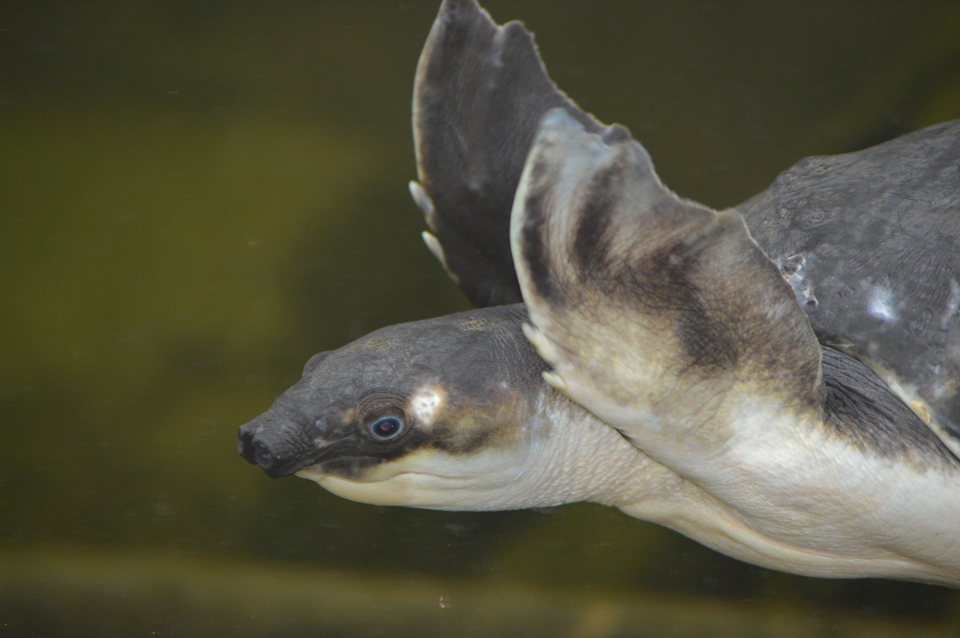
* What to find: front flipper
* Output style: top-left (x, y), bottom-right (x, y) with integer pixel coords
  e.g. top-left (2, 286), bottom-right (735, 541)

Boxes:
top-left (511, 109), bottom-right (824, 473)
top-left (412, 0), bottom-right (609, 307)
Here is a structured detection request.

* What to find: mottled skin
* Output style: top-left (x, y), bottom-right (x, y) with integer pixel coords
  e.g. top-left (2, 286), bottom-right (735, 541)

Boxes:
top-left (239, 0), bottom-right (960, 585)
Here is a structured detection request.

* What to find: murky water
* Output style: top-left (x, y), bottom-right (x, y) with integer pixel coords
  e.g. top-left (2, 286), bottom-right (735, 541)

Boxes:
top-left (2, 1), bottom-right (959, 636)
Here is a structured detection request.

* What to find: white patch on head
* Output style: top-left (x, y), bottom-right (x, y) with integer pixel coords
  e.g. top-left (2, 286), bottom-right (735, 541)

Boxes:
top-left (408, 386), bottom-right (446, 427)
top-left (866, 285), bottom-right (898, 323)
top-left (940, 279), bottom-right (960, 330)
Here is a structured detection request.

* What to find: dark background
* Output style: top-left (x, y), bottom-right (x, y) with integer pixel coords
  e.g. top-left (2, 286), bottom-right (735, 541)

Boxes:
top-left (2, 1), bottom-right (960, 636)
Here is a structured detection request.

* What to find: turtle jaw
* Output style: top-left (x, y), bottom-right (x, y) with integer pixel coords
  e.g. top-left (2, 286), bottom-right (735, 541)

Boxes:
top-left (296, 468), bottom-right (417, 507)
top-left (294, 447), bottom-right (533, 510)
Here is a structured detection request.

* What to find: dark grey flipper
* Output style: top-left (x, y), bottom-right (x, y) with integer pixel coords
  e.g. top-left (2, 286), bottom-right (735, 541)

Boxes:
top-left (738, 120), bottom-right (960, 457)
top-left (412, 0), bottom-right (610, 307)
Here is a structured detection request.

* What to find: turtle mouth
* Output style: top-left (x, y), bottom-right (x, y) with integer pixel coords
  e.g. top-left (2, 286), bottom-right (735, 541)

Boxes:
top-left (297, 455), bottom-right (392, 482)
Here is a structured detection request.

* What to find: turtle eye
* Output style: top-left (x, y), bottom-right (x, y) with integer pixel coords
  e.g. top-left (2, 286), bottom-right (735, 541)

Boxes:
top-left (370, 416), bottom-right (404, 440)
top-left (356, 392), bottom-right (408, 441)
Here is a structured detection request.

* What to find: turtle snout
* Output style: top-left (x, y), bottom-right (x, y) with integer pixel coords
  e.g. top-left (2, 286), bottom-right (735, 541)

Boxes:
top-left (237, 413), bottom-right (314, 478)
top-left (237, 424), bottom-right (258, 465)
top-left (237, 424), bottom-right (275, 469)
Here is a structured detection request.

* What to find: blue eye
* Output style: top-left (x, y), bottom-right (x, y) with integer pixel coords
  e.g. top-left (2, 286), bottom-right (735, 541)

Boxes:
top-left (370, 416), bottom-right (403, 439)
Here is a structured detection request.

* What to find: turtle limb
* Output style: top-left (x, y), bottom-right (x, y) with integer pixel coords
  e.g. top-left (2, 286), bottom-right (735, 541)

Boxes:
top-left (411, 0), bottom-right (610, 307)
top-left (510, 108), bottom-right (824, 478)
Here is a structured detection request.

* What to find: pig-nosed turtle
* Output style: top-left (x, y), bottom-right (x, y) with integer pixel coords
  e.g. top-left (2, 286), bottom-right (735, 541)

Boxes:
top-left (238, 0), bottom-right (960, 585)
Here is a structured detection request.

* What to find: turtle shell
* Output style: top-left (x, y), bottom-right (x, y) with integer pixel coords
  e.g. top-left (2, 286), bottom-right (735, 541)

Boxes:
top-left (738, 120), bottom-right (960, 455)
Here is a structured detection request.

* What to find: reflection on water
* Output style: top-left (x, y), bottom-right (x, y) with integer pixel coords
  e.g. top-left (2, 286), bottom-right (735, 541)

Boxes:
top-left (1, 1), bottom-right (959, 635)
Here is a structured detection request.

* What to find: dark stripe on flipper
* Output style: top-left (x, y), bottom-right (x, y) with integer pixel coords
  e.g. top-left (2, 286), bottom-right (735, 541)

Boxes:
top-left (614, 241), bottom-right (739, 373)
top-left (572, 161), bottom-right (620, 282)
top-left (521, 187), bottom-right (562, 305)
top-left (674, 302), bottom-right (739, 371)
top-left (571, 126), bottom-right (633, 283)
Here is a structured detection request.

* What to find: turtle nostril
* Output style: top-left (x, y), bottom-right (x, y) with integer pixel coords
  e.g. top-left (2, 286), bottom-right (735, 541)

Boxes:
top-left (238, 427), bottom-right (258, 464)
top-left (253, 440), bottom-right (276, 470)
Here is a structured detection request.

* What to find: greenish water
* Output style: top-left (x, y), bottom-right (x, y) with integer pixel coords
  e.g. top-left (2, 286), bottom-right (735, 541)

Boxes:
top-left (2, 1), bottom-right (959, 636)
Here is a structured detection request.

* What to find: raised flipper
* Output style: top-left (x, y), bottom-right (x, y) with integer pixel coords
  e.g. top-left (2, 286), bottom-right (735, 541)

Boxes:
top-left (510, 109), bottom-right (824, 476)
top-left (411, 0), bottom-right (610, 307)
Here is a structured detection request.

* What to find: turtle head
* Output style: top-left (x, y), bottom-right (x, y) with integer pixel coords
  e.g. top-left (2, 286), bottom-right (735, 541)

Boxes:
top-left (238, 305), bottom-right (606, 510)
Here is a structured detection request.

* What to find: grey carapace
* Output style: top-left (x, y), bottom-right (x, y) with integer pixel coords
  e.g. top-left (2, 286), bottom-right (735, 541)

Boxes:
top-left (239, 0), bottom-right (960, 585)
